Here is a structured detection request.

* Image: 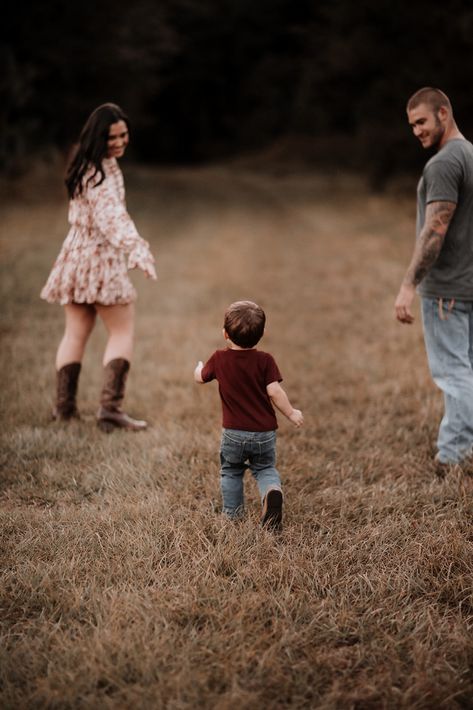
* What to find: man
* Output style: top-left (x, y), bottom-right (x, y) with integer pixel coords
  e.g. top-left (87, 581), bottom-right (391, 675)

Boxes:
top-left (395, 87), bottom-right (473, 467)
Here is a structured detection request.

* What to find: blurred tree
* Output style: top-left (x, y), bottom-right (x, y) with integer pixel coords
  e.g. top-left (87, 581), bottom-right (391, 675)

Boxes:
top-left (1, 0), bottom-right (177, 171)
top-left (3, 0), bottom-right (473, 181)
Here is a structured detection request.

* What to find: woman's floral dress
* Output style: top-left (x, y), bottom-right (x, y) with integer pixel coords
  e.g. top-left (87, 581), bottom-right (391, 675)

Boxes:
top-left (41, 158), bottom-right (156, 305)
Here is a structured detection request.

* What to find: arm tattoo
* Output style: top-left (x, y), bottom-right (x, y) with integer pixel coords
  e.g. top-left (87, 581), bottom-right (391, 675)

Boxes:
top-left (406, 201), bottom-right (456, 286)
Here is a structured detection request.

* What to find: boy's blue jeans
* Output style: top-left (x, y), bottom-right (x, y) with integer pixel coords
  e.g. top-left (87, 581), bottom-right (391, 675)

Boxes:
top-left (220, 428), bottom-right (281, 517)
top-left (421, 297), bottom-right (473, 464)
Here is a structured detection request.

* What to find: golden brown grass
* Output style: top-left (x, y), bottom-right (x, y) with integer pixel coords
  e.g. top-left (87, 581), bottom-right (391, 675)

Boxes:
top-left (1, 163), bottom-right (473, 709)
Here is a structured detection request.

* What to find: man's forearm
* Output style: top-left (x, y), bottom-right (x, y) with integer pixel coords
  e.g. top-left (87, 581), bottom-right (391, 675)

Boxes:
top-left (403, 229), bottom-right (444, 286)
top-left (403, 201), bottom-right (455, 286)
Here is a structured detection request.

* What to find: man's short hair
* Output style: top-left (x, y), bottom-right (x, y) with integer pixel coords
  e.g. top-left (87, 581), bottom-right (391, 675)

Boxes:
top-left (407, 87), bottom-right (452, 114)
top-left (224, 300), bottom-right (266, 348)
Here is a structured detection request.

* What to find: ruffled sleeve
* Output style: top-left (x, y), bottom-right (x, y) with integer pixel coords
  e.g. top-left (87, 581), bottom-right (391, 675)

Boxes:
top-left (86, 166), bottom-right (157, 279)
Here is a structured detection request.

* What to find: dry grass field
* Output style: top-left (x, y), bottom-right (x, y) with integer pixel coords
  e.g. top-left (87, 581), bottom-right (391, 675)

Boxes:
top-left (1, 162), bottom-right (473, 709)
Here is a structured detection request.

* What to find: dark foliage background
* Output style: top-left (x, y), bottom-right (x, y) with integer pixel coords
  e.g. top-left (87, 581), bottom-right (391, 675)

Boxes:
top-left (3, 0), bottom-right (473, 182)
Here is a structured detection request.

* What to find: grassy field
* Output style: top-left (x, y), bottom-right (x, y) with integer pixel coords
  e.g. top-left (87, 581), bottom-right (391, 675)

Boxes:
top-left (1, 162), bottom-right (472, 709)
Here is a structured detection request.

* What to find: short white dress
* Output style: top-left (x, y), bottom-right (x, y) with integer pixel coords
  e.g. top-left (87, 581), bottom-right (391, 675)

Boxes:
top-left (41, 158), bottom-right (155, 305)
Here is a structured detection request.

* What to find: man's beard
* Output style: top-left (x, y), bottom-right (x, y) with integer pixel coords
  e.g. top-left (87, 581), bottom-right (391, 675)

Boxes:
top-left (430, 114), bottom-right (445, 150)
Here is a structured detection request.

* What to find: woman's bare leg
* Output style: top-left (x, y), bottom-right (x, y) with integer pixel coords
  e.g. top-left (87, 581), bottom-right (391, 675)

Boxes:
top-left (95, 303), bottom-right (135, 365)
top-left (52, 303), bottom-right (95, 419)
top-left (56, 303), bottom-right (97, 369)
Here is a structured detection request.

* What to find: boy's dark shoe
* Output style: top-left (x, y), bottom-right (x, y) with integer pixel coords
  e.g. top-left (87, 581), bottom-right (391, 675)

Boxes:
top-left (261, 487), bottom-right (283, 531)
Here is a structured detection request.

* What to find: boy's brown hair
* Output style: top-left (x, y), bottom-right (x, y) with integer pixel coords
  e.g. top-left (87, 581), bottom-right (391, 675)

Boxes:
top-left (224, 301), bottom-right (266, 348)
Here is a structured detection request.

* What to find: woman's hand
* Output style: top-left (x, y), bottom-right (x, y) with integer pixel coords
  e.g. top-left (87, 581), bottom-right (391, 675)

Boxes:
top-left (144, 262), bottom-right (157, 280)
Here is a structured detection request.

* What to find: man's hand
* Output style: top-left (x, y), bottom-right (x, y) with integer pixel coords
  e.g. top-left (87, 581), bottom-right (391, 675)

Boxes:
top-left (289, 409), bottom-right (304, 428)
top-left (395, 283), bottom-right (416, 324)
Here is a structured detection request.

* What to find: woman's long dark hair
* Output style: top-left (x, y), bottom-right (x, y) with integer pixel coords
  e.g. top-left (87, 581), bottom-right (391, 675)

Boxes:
top-left (65, 103), bottom-right (130, 199)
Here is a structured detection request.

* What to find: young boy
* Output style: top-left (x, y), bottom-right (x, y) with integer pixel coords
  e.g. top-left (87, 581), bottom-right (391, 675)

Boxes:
top-left (194, 300), bottom-right (303, 529)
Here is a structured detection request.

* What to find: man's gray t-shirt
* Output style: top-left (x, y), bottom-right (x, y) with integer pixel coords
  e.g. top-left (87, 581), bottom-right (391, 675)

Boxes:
top-left (417, 138), bottom-right (473, 300)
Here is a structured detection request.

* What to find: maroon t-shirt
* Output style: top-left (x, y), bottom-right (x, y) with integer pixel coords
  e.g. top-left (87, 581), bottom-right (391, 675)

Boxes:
top-left (201, 348), bottom-right (282, 431)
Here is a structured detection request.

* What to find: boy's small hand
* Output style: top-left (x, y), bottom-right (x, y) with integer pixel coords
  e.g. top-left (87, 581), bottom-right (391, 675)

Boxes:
top-left (289, 409), bottom-right (304, 427)
top-left (194, 360), bottom-right (204, 383)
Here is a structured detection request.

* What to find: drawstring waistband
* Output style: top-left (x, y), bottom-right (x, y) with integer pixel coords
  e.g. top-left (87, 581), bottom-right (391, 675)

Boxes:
top-left (438, 298), bottom-right (455, 320)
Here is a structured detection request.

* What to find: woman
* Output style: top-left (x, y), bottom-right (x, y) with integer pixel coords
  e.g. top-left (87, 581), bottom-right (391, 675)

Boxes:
top-left (41, 103), bottom-right (157, 431)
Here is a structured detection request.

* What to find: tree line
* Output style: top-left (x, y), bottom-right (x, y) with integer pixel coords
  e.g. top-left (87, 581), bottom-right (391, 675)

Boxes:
top-left (3, 0), bottom-right (473, 183)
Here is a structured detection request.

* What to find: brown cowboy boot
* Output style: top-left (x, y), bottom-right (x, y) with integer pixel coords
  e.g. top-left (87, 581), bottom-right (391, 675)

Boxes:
top-left (52, 362), bottom-right (81, 420)
top-left (97, 358), bottom-right (147, 432)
